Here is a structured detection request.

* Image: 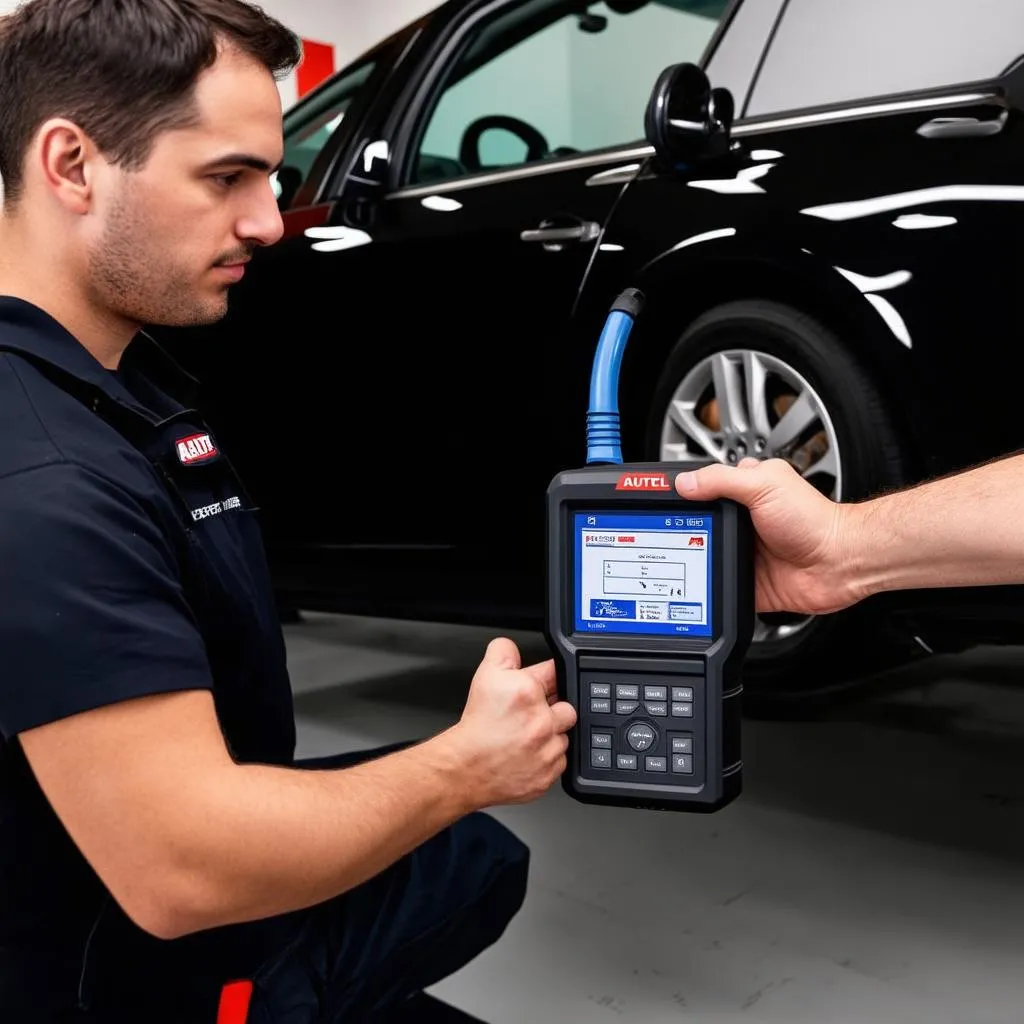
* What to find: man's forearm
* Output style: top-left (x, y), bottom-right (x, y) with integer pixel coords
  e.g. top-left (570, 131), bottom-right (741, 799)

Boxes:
top-left (843, 452), bottom-right (1024, 598)
top-left (163, 730), bottom-right (476, 936)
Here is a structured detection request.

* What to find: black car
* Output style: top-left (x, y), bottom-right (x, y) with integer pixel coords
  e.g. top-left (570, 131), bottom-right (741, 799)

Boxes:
top-left (156, 0), bottom-right (1024, 697)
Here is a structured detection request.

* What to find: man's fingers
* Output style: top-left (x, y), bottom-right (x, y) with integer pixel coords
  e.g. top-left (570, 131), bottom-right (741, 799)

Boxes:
top-left (483, 637), bottom-right (521, 670)
top-left (550, 700), bottom-right (577, 734)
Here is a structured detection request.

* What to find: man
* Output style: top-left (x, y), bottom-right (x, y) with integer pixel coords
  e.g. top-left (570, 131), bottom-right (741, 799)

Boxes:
top-left (676, 456), bottom-right (1024, 612)
top-left (0, 2), bottom-right (575, 1021)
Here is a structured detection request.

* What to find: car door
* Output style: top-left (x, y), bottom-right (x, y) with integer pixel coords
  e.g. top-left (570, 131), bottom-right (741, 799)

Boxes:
top-left (283, 0), bottom-right (739, 609)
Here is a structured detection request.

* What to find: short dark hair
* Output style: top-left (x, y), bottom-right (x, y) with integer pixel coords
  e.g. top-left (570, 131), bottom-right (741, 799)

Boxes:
top-left (0, 0), bottom-right (302, 206)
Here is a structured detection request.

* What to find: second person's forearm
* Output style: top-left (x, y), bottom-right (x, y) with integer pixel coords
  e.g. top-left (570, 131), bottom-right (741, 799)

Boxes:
top-left (842, 452), bottom-right (1024, 598)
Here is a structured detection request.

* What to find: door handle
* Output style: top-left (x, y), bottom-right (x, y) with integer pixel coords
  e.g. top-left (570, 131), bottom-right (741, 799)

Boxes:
top-left (520, 221), bottom-right (601, 245)
top-left (916, 112), bottom-right (1007, 139)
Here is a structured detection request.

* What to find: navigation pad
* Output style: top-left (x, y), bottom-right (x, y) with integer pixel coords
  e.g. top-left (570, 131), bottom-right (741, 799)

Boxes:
top-left (582, 672), bottom-right (703, 785)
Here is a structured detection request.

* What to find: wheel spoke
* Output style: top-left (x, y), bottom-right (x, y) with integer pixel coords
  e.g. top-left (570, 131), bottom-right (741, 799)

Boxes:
top-left (802, 447), bottom-right (842, 500)
top-left (662, 442), bottom-right (701, 462)
top-left (742, 351), bottom-right (772, 438)
top-left (667, 400), bottom-right (727, 462)
top-left (766, 390), bottom-right (817, 453)
top-left (710, 353), bottom-right (747, 434)
top-left (801, 446), bottom-right (838, 481)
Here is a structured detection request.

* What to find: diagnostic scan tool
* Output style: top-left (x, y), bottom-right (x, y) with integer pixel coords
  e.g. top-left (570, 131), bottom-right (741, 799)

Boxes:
top-left (544, 290), bottom-right (754, 812)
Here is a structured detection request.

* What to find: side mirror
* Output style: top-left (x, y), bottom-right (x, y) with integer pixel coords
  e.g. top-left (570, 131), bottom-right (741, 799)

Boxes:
top-left (644, 62), bottom-right (735, 167)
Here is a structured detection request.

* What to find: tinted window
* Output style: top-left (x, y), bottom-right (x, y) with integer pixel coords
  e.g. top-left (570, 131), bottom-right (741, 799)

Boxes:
top-left (747, 0), bottom-right (1024, 116)
top-left (412, 0), bottom-right (729, 185)
top-left (274, 58), bottom-right (377, 206)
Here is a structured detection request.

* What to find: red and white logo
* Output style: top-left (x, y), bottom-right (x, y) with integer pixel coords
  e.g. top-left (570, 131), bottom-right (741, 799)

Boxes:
top-left (615, 472), bottom-right (671, 491)
top-left (688, 536), bottom-right (705, 547)
top-left (175, 433), bottom-right (218, 466)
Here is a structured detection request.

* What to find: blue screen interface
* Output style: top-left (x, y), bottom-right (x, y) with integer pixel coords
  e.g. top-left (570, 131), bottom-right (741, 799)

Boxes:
top-left (573, 512), bottom-right (713, 637)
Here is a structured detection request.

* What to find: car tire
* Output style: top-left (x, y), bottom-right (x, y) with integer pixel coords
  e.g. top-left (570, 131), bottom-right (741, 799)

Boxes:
top-left (647, 299), bottom-right (921, 714)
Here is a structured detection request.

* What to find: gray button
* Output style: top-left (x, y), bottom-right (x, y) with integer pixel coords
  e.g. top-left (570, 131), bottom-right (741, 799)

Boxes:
top-left (591, 732), bottom-right (612, 748)
top-left (672, 754), bottom-right (694, 774)
top-left (671, 702), bottom-right (693, 718)
top-left (672, 686), bottom-right (694, 702)
top-left (590, 683), bottom-right (611, 698)
top-left (644, 685), bottom-right (668, 701)
top-left (591, 749), bottom-right (613, 769)
top-left (615, 684), bottom-right (640, 700)
top-left (645, 702), bottom-right (668, 717)
top-left (645, 756), bottom-right (667, 772)
top-left (626, 723), bottom-right (656, 752)
top-left (616, 754), bottom-right (638, 770)
top-left (616, 700), bottom-right (640, 715)
top-left (590, 699), bottom-right (611, 714)
top-left (671, 736), bottom-right (693, 753)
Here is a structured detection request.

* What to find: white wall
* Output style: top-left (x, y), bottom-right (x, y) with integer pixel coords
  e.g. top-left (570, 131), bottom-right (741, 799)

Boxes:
top-left (331, 0), bottom-right (440, 68)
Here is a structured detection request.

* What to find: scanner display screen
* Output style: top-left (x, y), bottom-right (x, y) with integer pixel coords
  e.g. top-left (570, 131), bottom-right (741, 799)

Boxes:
top-left (573, 512), bottom-right (713, 637)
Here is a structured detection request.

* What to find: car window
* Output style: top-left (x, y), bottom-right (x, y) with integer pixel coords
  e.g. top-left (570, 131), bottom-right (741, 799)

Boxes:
top-left (411, 0), bottom-right (730, 186)
top-left (746, 0), bottom-right (1024, 117)
top-left (274, 58), bottom-right (378, 207)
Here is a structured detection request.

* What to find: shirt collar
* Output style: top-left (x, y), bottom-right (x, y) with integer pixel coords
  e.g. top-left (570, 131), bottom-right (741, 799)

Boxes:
top-left (0, 295), bottom-right (200, 423)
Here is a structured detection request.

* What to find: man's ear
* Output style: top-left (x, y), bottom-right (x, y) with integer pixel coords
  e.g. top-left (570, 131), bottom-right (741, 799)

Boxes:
top-left (34, 118), bottom-right (98, 215)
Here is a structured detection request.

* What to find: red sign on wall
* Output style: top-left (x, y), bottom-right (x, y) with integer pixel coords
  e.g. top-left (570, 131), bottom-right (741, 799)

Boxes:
top-left (297, 39), bottom-right (336, 97)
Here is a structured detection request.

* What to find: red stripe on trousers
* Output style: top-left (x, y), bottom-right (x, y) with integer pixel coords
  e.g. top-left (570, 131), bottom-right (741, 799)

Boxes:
top-left (217, 980), bottom-right (253, 1024)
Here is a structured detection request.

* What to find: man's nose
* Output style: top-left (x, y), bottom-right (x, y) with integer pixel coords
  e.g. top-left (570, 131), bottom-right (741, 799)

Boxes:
top-left (238, 181), bottom-right (285, 247)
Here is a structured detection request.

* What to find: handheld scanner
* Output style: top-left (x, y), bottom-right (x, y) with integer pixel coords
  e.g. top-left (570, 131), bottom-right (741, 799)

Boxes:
top-left (543, 292), bottom-right (754, 812)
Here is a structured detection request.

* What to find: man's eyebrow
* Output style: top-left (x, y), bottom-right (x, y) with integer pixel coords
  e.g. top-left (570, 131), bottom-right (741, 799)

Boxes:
top-left (201, 153), bottom-right (284, 174)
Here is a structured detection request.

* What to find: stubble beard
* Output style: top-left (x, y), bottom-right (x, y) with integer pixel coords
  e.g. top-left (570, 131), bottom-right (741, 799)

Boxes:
top-left (88, 191), bottom-right (230, 329)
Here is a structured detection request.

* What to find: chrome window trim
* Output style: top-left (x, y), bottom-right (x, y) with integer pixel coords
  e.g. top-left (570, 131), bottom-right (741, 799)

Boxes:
top-left (733, 89), bottom-right (999, 135)
top-left (388, 145), bottom-right (654, 200)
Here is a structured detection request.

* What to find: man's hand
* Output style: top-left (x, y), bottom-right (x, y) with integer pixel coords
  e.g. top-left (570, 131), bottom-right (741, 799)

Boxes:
top-left (446, 638), bottom-right (577, 808)
top-left (676, 458), bottom-right (862, 615)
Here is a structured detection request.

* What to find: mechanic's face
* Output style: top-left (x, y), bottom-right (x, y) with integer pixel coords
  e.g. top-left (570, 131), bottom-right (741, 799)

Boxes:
top-left (87, 45), bottom-right (285, 328)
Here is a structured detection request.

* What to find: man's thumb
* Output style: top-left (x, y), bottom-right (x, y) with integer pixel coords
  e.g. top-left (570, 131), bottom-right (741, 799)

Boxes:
top-left (676, 462), bottom-right (763, 504)
top-left (484, 637), bottom-right (521, 669)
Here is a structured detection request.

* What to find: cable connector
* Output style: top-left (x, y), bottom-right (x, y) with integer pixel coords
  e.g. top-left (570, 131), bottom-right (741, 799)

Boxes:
top-left (585, 288), bottom-right (645, 465)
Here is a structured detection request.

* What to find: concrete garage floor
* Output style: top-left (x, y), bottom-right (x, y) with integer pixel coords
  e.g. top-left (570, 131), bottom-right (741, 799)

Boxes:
top-left (286, 612), bottom-right (1024, 1024)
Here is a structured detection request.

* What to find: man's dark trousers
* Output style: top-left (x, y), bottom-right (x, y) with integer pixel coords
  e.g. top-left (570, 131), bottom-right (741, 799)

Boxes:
top-left (82, 743), bottom-right (530, 1023)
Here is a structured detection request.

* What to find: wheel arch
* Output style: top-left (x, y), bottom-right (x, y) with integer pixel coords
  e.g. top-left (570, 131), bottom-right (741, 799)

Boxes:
top-left (617, 238), bottom-right (933, 481)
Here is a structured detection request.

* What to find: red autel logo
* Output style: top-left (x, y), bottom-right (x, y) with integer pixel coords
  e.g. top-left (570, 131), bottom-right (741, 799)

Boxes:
top-left (615, 472), bottom-right (671, 491)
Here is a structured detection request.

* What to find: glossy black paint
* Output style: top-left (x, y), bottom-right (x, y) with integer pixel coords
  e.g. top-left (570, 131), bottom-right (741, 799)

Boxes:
top-left (154, 0), bottom-right (1024, 646)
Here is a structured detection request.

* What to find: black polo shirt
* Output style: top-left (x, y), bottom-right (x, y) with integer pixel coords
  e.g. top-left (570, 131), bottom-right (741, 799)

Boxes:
top-left (0, 297), bottom-right (297, 1018)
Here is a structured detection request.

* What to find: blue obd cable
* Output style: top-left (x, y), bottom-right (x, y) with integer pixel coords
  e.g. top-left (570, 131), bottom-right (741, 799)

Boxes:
top-left (585, 287), bottom-right (646, 466)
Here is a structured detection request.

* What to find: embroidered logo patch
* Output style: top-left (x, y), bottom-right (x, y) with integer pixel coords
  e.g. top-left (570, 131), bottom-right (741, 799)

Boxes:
top-left (176, 432), bottom-right (218, 466)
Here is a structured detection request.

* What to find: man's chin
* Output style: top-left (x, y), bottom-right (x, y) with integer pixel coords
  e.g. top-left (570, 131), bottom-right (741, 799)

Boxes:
top-left (161, 295), bottom-right (231, 329)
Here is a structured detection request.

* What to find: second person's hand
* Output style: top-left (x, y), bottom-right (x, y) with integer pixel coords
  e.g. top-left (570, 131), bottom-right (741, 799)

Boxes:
top-left (676, 457), bottom-right (864, 616)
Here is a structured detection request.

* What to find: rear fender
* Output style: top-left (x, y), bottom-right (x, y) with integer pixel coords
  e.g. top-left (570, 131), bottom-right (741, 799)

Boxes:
top-left (615, 229), bottom-right (934, 477)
